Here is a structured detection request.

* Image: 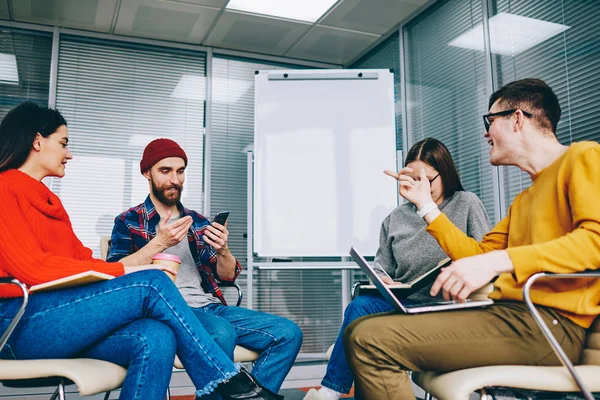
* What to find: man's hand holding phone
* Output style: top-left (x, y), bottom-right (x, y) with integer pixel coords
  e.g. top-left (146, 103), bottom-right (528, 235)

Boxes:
top-left (205, 211), bottom-right (230, 255)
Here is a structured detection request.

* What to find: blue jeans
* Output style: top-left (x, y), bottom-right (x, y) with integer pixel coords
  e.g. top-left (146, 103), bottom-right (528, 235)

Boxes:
top-left (322, 295), bottom-right (394, 394)
top-left (192, 303), bottom-right (303, 393)
top-left (0, 270), bottom-right (241, 400)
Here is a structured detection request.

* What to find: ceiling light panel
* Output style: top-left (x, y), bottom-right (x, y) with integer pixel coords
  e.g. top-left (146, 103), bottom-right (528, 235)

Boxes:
top-left (449, 12), bottom-right (570, 56)
top-left (226, 0), bottom-right (338, 23)
top-left (0, 53), bottom-right (19, 85)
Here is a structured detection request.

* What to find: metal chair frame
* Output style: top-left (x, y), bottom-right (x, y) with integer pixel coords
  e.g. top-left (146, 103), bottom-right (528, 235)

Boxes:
top-left (0, 278), bottom-right (117, 400)
top-left (353, 272), bottom-right (600, 400)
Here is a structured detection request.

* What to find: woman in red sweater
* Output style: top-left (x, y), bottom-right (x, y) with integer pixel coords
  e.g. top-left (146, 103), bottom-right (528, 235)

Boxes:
top-left (0, 102), bottom-right (281, 400)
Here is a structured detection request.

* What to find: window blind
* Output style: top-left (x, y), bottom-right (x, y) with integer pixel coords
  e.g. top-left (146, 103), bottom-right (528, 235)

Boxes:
top-left (350, 33), bottom-right (403, 152)
top-left (404, 0), bottom-right (497, 223)
top-left (492, 0), bottom-right (600, 213)
top-left (0, 28), bottom-right (52, 116)
top-left (348, 33), bottom-right (403, 285)
top-left (54, 36), bottom-right (206, 257)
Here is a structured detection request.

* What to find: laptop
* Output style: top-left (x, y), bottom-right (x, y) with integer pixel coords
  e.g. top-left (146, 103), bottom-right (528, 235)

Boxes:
top-left (350, 246), bottom-right (493, 314)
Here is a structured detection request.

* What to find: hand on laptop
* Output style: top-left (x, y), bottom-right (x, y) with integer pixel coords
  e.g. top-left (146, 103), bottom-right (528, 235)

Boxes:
top-left (381, 276), bottom-right (395, 285)
top-left (430, 251), bottom-right (513, 302)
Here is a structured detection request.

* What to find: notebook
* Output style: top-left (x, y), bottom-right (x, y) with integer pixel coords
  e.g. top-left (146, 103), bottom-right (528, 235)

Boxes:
top-left (29, 271), bottom-right (115, 293)
top-left (350, 247), bottom-right (493, 314)
top-left (357, 257), bottom-right (448, 298)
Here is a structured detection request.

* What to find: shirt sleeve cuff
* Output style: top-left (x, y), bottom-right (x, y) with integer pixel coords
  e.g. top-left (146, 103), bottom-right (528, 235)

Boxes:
top-left (506, 246), bottom-right (540, 283)
top-left (425, 213), bottom-right (452, 239)
top-left (104, 262), bottom-right (126, 277)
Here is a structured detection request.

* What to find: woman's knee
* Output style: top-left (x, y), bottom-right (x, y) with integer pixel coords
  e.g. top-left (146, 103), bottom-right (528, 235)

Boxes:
top-left (124, 268), bottom-right (173, 286)
top-left (118, 269), bottom-right (182, 302)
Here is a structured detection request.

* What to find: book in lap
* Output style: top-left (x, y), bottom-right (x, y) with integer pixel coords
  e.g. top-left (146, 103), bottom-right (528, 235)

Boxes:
top-left (358, 257), bottom-right (448, 298)
top-left (350, 246), bottom-right (493, 314)
top-left (29, 271), bottom-right (114, 293)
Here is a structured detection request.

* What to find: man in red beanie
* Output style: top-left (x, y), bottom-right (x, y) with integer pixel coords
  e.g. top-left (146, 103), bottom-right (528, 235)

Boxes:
top-left (108, 138), bottom-right (302, 396)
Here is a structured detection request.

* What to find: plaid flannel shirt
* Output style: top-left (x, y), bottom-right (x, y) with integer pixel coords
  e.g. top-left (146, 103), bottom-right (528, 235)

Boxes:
top-left (107, 195), bottom-right (242, 305)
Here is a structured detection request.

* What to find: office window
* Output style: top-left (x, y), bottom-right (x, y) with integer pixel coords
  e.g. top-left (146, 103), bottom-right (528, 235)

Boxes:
top-left (490, 0), bottom-right (600, 213)
top-left (350, 32), bottom-right (403, 152)
top-left (0, 28), bottom-right (52, 116)
top-left (348, 32), bottom-right (403, 286)
top-left (53, 36), bottom-right (206, 256)
top-left (210, 56), bottom-right (341, 354)
top-left (210, 56), bottom-right (271, 263)
top-left (404, 0), bottom-right (496, 223)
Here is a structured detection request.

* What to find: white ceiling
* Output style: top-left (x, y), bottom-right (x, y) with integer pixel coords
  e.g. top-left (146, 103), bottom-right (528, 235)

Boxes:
top-left (1, 0), bottom-right (428, 65)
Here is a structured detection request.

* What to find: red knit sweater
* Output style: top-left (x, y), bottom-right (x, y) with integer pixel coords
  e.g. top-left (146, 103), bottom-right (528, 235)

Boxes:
top-left (0, 169), bottom-right (124, 297)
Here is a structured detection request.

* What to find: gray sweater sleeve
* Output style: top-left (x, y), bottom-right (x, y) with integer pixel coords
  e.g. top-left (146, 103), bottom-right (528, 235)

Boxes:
top-left (465, 192), bottom-right (492, 241)
top-left (374, 214), bottom-right (397, 277)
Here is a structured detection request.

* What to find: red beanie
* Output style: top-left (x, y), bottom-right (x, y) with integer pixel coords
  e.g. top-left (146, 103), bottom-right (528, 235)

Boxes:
top-left (140, 138), bottom-right (188, 173)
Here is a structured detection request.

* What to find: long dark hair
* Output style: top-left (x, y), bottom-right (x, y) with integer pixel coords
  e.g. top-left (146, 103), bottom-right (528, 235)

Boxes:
top-left (405, 138), bottom-right (464, 199)
top-left (0, 101), bottom-right (67, 172)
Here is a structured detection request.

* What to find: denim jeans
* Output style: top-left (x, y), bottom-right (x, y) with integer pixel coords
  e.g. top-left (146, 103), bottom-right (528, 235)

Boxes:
top-left (192, 303), bottom-right (303, 393)
top-left (0, 270), bottom-right (241, 400)
top-left (322, 295), bottom-right (394, 394)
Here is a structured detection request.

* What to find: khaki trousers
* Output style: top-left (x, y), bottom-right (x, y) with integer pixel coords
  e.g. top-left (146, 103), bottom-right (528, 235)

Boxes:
top-left (343, 301), bottom-right (586, 400)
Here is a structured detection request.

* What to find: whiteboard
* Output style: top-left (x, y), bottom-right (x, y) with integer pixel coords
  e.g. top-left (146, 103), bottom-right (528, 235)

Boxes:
top-left (254, 69), bottom-right (397, 257)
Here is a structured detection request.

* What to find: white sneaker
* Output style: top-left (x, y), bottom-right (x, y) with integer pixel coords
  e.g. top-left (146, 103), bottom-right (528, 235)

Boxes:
top-left (303, 388), bottom-right (341, 400)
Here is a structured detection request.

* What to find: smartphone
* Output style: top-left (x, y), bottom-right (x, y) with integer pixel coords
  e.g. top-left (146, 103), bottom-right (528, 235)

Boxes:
top-left (213, 211), bottom-right (230, 225)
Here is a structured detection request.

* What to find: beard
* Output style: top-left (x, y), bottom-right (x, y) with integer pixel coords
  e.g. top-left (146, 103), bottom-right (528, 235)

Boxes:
top-left (151, 179), bottom-right (183, 207)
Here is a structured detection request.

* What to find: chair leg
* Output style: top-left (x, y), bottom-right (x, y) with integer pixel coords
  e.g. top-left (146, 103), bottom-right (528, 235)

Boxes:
top-left (49, 386), bottom-right (60, 400)
top-left (49, 381), bottom-right (66, 400)
top-left (59, 381), bottom-right (66, 400)
top-left (104, 390), bottom-right (112, 400)
top-left (53, 381), bottom-right (66, 400)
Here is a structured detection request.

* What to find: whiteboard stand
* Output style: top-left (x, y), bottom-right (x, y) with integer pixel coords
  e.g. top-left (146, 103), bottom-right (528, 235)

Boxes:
top-left (246, 150), bottom-right (254, 310)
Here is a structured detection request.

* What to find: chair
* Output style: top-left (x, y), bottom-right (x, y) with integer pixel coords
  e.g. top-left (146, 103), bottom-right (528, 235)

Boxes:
top-left (172, 279), bottom-right (260, 368)
top-left (99, 237), bottom-right (260, 364)
top-left (99, 236), bottom-right (110, 261)
top-left (0, 278), bottom-right (127, 400)
top-left (413, 271), bottom-right (600, 400)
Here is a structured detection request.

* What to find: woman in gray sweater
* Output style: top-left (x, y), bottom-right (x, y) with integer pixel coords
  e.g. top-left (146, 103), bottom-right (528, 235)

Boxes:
top-left (304, 138), bottom-right (491, 400)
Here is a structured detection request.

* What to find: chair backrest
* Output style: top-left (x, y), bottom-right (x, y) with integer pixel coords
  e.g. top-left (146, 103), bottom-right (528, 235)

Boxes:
top-left (100, 236), bottom-right (110, 261)
top-left (580, 316), bottom-right (600, 365)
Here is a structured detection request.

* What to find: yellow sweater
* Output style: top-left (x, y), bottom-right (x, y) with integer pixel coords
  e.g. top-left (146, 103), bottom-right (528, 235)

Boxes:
top-left (427, 141), bottom-right (600, 328)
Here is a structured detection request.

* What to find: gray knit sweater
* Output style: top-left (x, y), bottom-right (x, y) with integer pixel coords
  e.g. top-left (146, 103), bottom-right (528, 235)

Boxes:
top-left (374, 191), bottom-right (491, 301)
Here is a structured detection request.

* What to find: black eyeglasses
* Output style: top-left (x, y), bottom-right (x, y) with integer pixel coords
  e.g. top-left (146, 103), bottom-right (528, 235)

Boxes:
top-left (482, 109), bottom-right (532, 132)
top-left (409, 173), bottom-right (439, 184)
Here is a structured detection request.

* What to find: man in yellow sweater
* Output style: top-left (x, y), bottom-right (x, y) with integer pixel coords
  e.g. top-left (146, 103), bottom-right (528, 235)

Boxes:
top-left (344, 78), bottom-right (600, 399)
